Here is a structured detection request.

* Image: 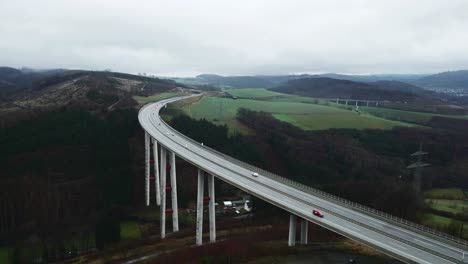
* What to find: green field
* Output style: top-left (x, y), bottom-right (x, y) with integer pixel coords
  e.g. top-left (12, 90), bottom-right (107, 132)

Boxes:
top-left (224, 88), bottom-right (468, 125)
top-left (422, 214), bottom-right (468, 238)
top-left (425, 199), bottom-right (468, 214)
top-left (181, 96), bottom-right (413, 133)
top-left (422, 213), bottom-right (453, 226)
top-left (226, 88), bottom-right (328, 104)
top-left (424, 188), bottom-right (466, 200)
top-left (226, 88), bottom-right (284, 98)
top-left (0, 247), bottom-right (11, 264)
top-left (422, 188), bottom-right (468, 239)
top-left (273, 113), bottom-right (409, 130)
top-left (133, 92), bottom-right (180, 105)
top-left (120, 221), bottom-right (141, 240)
top-left (360, 107), bottom-right (468, 125)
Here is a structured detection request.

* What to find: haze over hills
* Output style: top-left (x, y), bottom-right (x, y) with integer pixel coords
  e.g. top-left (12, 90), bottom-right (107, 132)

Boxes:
top-left (271, 77), bottom-right (423, 101)
top-left (174, 70), bottom-right (468, 94)
top-left (0, 67), bottom-right (66, 100)
top-left (412, 70), bottom-right (468, 91)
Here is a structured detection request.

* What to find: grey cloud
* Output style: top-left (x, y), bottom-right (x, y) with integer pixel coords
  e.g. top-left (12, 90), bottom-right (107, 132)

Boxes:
top-left (1, 0), bottom-right (467, 76)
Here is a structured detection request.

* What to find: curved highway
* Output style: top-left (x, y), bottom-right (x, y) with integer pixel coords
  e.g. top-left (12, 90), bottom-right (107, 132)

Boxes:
top-left (139, 94), bottom-right (468, 264)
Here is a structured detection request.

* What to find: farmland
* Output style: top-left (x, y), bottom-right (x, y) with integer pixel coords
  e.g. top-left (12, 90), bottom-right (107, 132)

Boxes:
top-left (423, 188), bottom-right (468, 239)
top-left (226, 88), bottom-right (284, 98)
top-left (133, 92), bottom-right (180, 105)
top-left (179, 95), bottom-right (413, 133)
top-left (225, 88), bottom-right (468, 125)
top-left (425, 188), bottom-right (466, 200)
top-left (359, 106), bottom-right (468, 125)
top-left (273, 113), bottom-right (407, 130)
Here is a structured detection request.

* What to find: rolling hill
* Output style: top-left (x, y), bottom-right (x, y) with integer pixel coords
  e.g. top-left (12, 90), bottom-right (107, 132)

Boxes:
top-left (196, 74), bottom-right (274, 88)
top-left (413, 70), bottom-right (468, 91)
top-left (271, 77), bottom-right (422, 101)
top-left (0, 70), bottom-right (178, 126)
top-left (0, 67), bottom-right (65, 100)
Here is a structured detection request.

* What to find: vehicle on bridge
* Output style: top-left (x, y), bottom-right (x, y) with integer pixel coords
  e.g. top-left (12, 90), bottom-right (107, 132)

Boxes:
top-left (312, 209), bottom-right (324, 218)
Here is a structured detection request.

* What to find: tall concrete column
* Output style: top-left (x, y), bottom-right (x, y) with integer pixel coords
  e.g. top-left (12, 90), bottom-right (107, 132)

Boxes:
top-left (336, 98), bottom-right (339, 104)
top-left (300, 219), bottom-right (308, 245)
top-left (288, 214), bottom-right (297, 246)
top-left (366, 101), bottom-right (369, 107)
top-left (208, 174), bottom-right (216, 242)
top-left (355, 100), bottom-right (358, 107)
top-left (152, 138), bottom-right (161, 206)
top-left (160, 147), bottom-right (167, 239)
top-left (345, 100), bottom-right (348, 106)
top-left (144, 132), bottom-right (150, 206)
top-left (196, 169), bottom-right (205, 245)
top-left (170, 151), bottom-right (179, 232)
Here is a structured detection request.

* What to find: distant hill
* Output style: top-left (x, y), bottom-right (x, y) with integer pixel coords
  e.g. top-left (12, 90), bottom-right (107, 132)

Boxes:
top-left (0, 70), bottom-right (178, 125)
top-left (311, 73), bottom-right (428, 83)
top-left (271, 77), bottom-right (422, 101)
top-left (370, 80), bottom-right (443, 98)
top-left (0, 67), bottom-right (22, 78)
top-left (177, 73), bottom-right (430, 89)
top-left (412, 70), bottom-right (468, 90)
top-left (196, 74), bottom-right (274, 88)
top-left (0, 67), bottom-right (66, 100)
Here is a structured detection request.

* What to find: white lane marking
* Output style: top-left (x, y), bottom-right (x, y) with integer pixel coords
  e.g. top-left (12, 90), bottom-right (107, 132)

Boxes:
top-left (368, 222), bottom-right (380, 228)
top-left (414, 239), bottom-right (434, 247)
top-left (389, 241), bottom-right (407, 250)
top-left (348, 225), bottom-right (360, 231)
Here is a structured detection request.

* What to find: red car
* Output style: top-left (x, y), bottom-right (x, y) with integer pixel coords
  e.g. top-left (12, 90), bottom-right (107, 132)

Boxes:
top-left (312, 209), bottom-right (324, 218)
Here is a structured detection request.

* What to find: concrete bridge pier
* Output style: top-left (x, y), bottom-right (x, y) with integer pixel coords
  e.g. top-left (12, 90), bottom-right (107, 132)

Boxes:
top-left (152, 138), bottom-right (161, 205)
top-left (169, 151), bottom-right (179, 232)
top-left (366, 101), bottom-right (369, 107)
top-left (196, 168), bottom-right (204, 245)
top-left (208, 173), bottom-right (216, 242)
top-left (288, 214), bottom-right (297, 246)
top-left (196, 169), bottom-right (216, 245)
top-left (160, 147), bottom-right (167, 238)
top-left (289, 215), bottom-right (308, 246)
top-left (144, 132), bottom-right (150, 206)
top-left (336, 98), bottom-right (339, 104)
top-left (300, 219), bottom-right (308, 245)
top-left (345, 100), bottom-right (348, 106)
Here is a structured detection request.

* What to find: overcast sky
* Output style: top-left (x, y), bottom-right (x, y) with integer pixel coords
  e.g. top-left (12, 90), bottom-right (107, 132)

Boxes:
top-left (1, 0), bottom-right (468, 77)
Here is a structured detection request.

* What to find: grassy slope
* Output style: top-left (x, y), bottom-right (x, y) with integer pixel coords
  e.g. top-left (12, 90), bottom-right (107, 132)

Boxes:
top-left (273, 113), bottom-right (410, 130)
top-left (425, 188), bottom-right (466, 200)
top-left (226, 88), bottom-right (284, 98)
top-left (425, 199), bottom-right (468, 214)
top-left (226, 89), bottom-right (468, 125)
top-left (120, 221), bottom-right (141, 240)
top-left (423, 188), bottom-right (468, 238)
top-left (133, 92), bottom-right (179, 105)
top-left (0, 248), bottom-right (10, 264)
top-left (360, 107), bottom-right (468, 124)
top-left (181, 96), bottom-right (412, 133)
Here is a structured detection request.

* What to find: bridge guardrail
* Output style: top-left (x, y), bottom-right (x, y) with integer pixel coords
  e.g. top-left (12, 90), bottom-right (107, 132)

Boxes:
top-left (160, 98), bottom-right (468, 250)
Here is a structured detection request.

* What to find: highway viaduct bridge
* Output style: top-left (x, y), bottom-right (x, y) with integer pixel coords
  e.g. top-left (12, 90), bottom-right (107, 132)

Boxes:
top-left (138, 94), bottom-right (468, 264)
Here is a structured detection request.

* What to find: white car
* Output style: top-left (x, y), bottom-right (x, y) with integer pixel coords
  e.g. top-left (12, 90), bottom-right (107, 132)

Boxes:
top-left (252, 172), bottom-right (259, 177)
